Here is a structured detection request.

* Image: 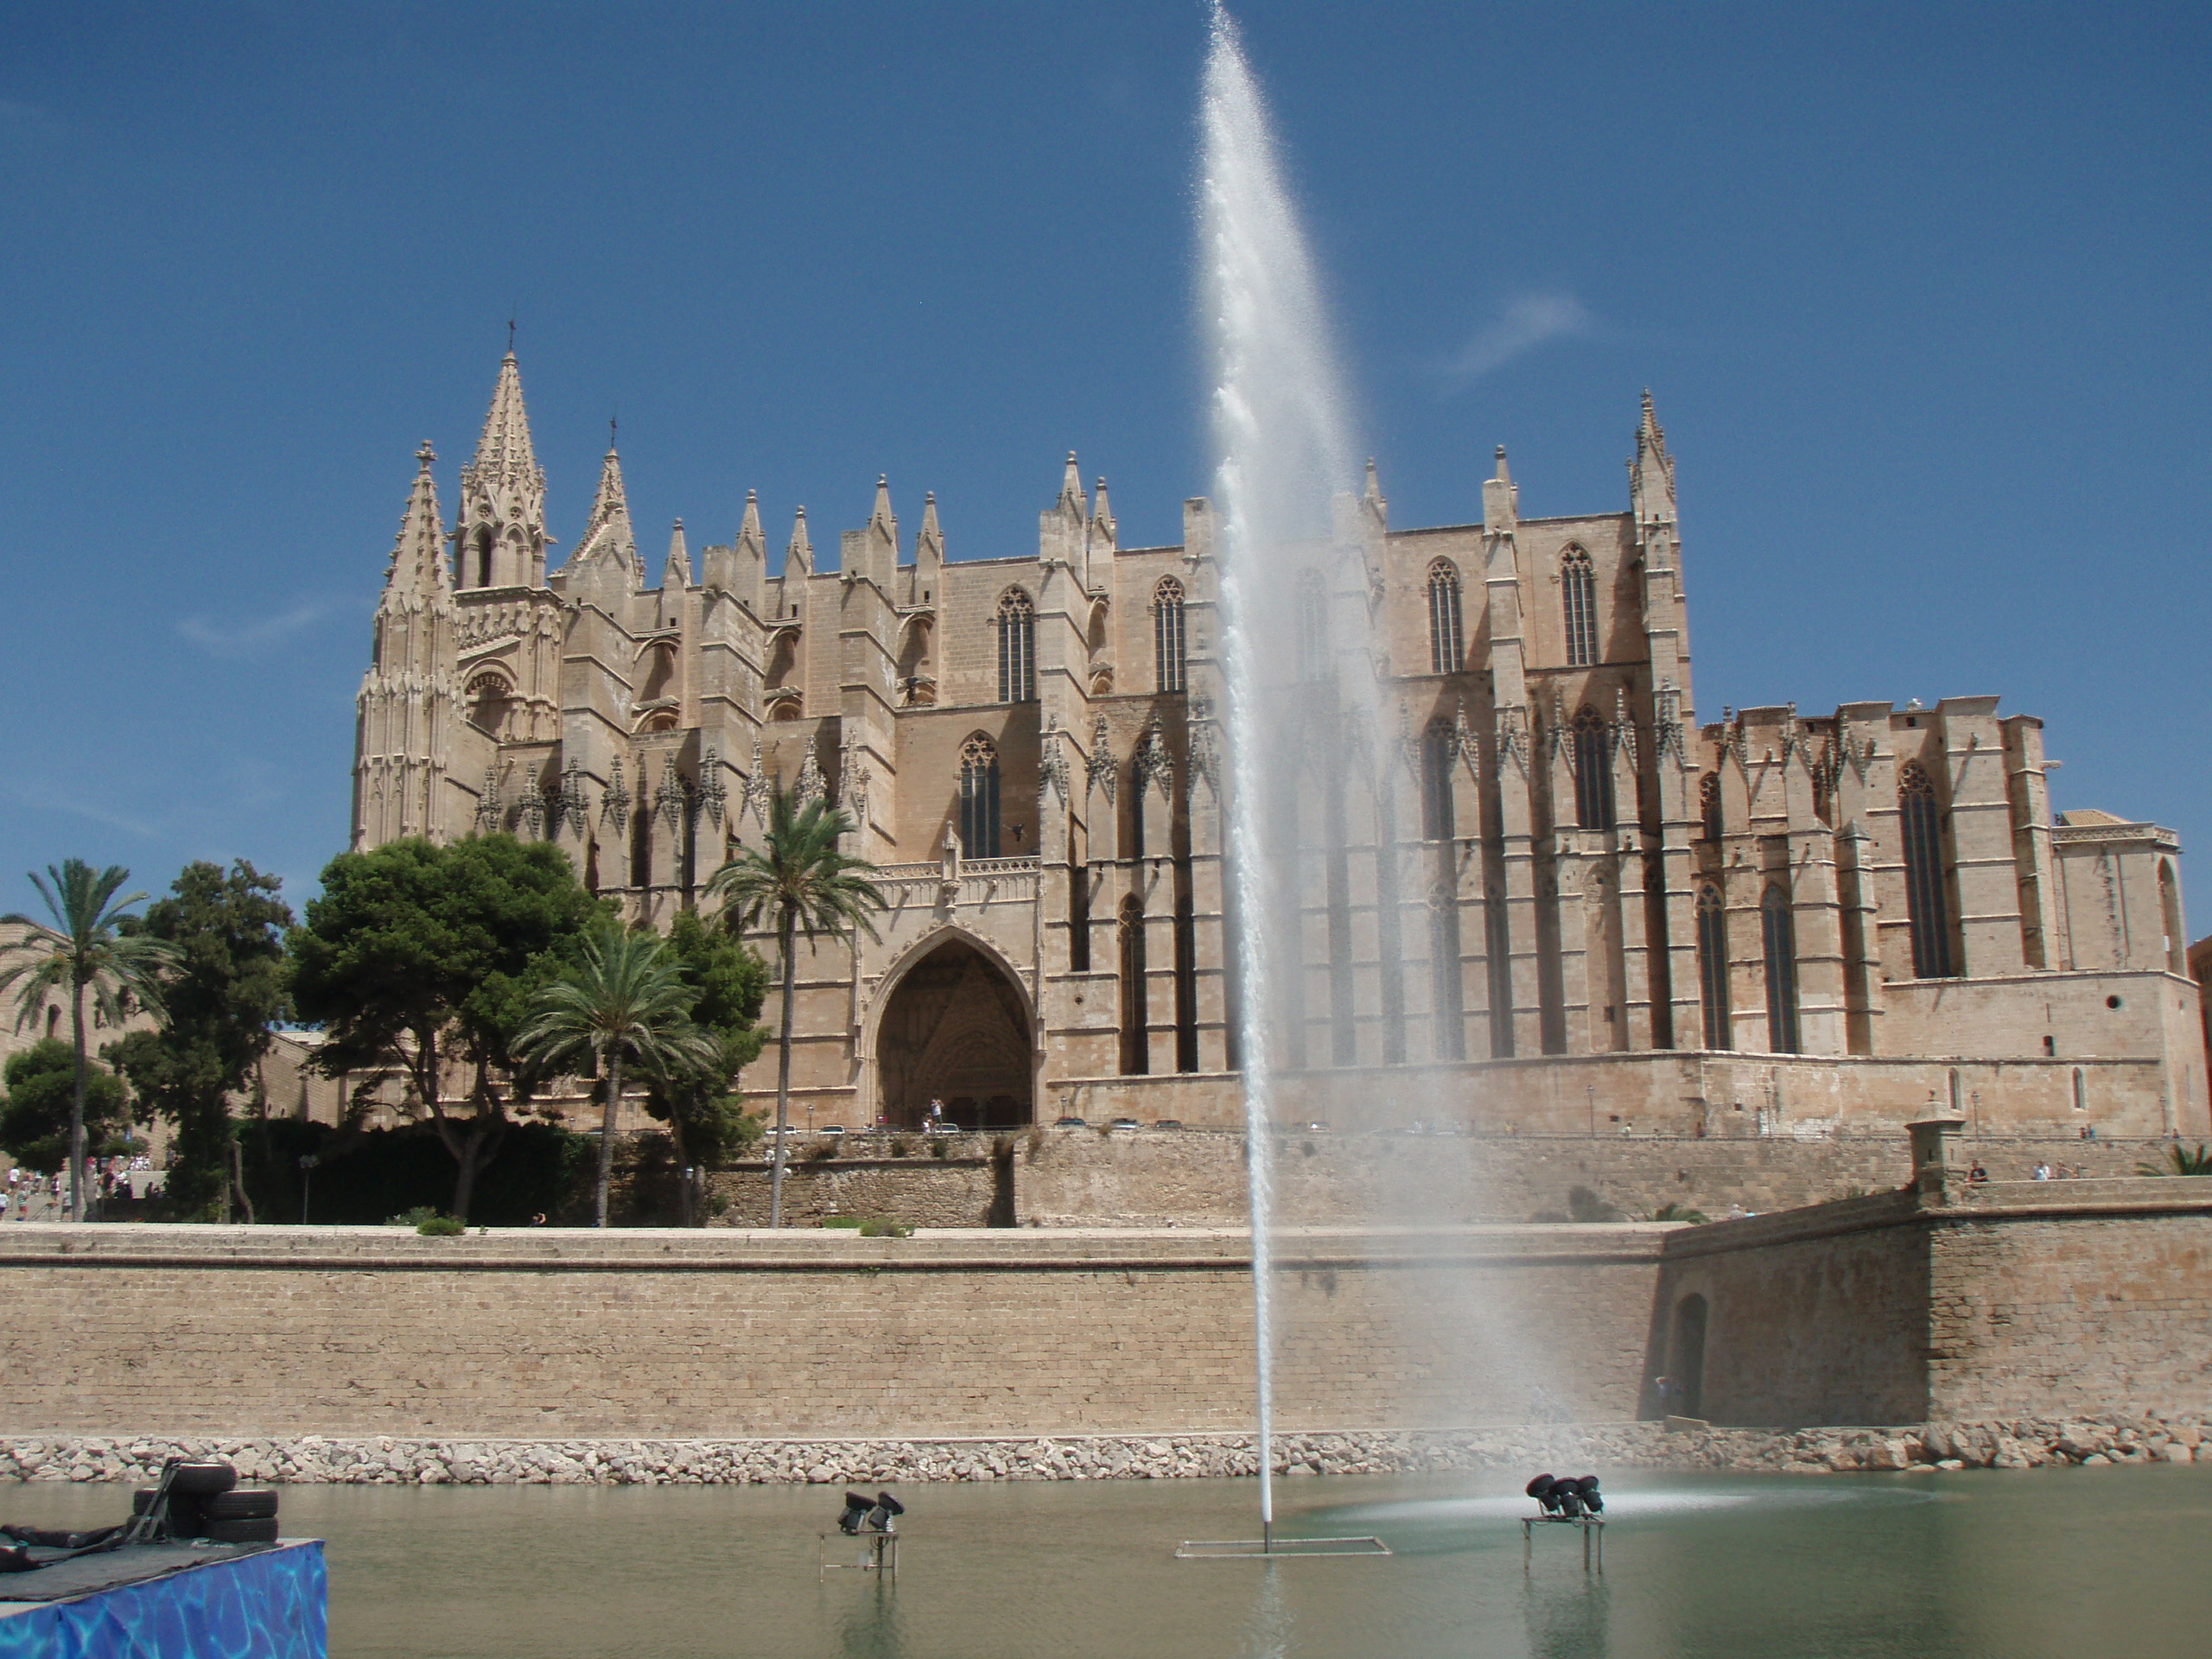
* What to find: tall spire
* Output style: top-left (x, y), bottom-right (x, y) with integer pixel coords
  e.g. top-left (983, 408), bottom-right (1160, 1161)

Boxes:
top-left (1630, 390), bottom-right (1675, 530)
top-left (571, 443), bottom-right (638, 572)
top-left (468, 351), bottom-right (540, 488)
top-left (385, 442), bottom-right (449, 596)
top-left (1058, 450), bottom-right (1086, 518)
top-left (456, 348), bottom-right (547, 588)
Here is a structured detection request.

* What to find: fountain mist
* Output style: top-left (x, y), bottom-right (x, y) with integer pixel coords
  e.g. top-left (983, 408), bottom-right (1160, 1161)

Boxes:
top-left (1198, 2), bottom-right (1368, 1547)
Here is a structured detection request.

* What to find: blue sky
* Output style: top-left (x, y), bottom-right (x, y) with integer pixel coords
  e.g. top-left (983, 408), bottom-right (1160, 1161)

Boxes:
top-left (1, 1), bottom-right (2206, 923)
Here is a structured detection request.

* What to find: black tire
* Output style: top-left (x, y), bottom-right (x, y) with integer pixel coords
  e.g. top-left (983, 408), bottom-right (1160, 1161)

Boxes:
top-left (132, 1490), bottom-right (208, 1536)
top-left (204, 1491), bottom-right (277, 1521)
top-left (203, 1516), bottom-right (278, 1545)
top-left (167, 1462), bottom-right (238, 1497)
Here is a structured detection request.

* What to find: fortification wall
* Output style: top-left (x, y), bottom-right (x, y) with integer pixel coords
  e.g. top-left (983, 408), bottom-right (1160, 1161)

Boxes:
top-left (0, 1225), bottom-right (1662, 1441)
top-left (1648, 1177), bottom-right (2212, 1428)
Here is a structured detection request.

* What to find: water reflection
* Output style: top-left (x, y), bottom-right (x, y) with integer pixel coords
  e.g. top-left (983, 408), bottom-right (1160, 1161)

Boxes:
top-left (1, 1469), bottom-right (2208, 1658)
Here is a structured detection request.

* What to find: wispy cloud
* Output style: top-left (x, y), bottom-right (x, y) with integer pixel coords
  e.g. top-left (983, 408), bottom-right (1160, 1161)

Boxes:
top-left (16, 785), bottom-right (160, 841)
top-left (1435, 293), bottom-right (1592, 389)
top-left (177, 601), bottom-right (334, 656)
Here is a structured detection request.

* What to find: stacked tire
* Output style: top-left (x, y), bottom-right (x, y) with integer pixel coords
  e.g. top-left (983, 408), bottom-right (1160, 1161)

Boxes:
top-left (132, 1462), bottom-right (280, 1545)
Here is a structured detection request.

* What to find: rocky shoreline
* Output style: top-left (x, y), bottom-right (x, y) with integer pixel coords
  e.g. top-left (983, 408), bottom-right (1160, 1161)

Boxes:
top-left (0, 1418), bottom-right (2200, 1487)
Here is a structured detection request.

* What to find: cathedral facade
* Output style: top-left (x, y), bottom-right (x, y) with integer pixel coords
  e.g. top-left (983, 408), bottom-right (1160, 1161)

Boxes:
top-left (353, 353), bottom-right (2205, 1141)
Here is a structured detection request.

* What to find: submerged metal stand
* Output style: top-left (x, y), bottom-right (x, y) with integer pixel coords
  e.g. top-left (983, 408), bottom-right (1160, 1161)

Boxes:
top-left (1522, 1516), bottom-right (1603, 1573)
top-left (818, 1529), bottom-right (899, 1580)
top-left (1176, 1534), bottom-right (1391, 1560)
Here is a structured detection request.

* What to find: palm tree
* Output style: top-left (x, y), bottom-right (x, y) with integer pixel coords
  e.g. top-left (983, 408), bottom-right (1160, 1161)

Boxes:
top-left (515, 922), bottom-right (719, 1227)
top-left (2139, 1142), bottom-right (2212, 1177)
top-left (0, 861), bottom-right (176, 1222)
top-left (705, 791), bottom-right (885, 1227)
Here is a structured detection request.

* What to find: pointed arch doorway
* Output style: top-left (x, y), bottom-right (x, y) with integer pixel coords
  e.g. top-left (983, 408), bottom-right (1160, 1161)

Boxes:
top-left (874, 934), bottom-right (1035, 1130)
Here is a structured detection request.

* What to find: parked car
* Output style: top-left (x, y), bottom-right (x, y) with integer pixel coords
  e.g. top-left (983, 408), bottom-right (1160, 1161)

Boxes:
top-left (1109, 1117), bottom-right (1141, 1130)
top-left (1054, 1116), bottom-right (1087, 1128)
top-left (1152, 1119), bottom-right (1185, 1130)
top-left (818, 1125), bottom-right (846, 1137)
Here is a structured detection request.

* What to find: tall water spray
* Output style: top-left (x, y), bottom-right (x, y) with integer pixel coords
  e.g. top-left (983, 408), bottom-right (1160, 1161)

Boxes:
top-left (1199, 3), bottom-right (1365, 1547)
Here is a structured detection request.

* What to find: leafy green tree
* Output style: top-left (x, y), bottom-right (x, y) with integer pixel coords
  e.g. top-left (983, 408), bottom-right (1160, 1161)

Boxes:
top-left (0, 1039), bottom-right (135, 1173)
top-left (704, 791), bottom-right (884, 1227)
top-left (514, 921), bottom-right (718, 1226)
top-left (0, 861), bottom-right (177, 1219)
top-left (109, 861), bottom-right (292, 1219)
top-left (638, 910), bottom-right (770, 1173)
top-left (288, 836), bottom-right (604, 1222)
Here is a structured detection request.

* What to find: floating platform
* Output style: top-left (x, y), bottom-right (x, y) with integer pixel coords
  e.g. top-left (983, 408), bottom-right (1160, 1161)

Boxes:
top-left (0, 1538), bottom-right (325, 1657)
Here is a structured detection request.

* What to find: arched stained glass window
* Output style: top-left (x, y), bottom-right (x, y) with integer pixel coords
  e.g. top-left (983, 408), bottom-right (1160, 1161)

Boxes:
top-left (958, 735), bottom-right (1001, 858)
top-left (1762, 885), bottom-right (1801, 1053)
top-left (1422, 718), bottom-right (1457, 840)
top-left (1572, 707), bottom-right (1616, 831)
top-left (1697, 885), bottom-right (1731, 1050)
top-left (1562, 548), bottom-right (1599, 667)
top-left (1153, 577), bottom-right (1186, 693)
top-left (1898, 762), bottom-right (1954, 977)
top-left (1427, 560), bottom-right (1464, 675)
top-left (1295, 570), bottom-right (1329, 683)
top-left (996, 589), bottom-right (1035, 702)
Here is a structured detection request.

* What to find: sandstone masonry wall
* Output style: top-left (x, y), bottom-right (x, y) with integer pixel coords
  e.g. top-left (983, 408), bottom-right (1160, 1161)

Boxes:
top-left (0, 1225), bottom-right (1662, 1442)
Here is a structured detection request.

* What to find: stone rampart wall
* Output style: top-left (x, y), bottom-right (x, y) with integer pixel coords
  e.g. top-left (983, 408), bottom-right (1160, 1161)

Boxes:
top-left (1650, 1177), bottom-right (2212, 1427)
top-left (0, 1225), bottom-right (1662, 1442)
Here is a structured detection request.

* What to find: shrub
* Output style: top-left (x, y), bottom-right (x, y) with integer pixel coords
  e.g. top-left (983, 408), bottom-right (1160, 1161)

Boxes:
top-left (804, 1140), bottom-right (839, 1162)
top-left (416, 1214), bottom-right (466, 1237)
top-left (389, 1205), bottom-right (441, 1228)
top-left (858, 1216), bottom-right (913, 1237)
top-left (823, 1215), bottom-right (865, 1229)
top-left (930, 1138), bottom-right (950, 1160)
top-left (2140, 1143), bottom-right (2212, 1177)
top-left (889, 1137), bottom-right (912, 1158)
top-left (1650, 1202), bottom-right (1710, 1224)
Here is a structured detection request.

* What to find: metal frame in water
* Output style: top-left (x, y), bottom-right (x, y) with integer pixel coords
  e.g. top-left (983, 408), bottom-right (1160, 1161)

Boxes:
top-left (1522, 1515), bottom-right (1605, 1573)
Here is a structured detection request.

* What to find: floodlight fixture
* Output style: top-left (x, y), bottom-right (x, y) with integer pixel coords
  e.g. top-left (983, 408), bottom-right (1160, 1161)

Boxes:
top-left (836, 1491), bottom-right (874, 1535)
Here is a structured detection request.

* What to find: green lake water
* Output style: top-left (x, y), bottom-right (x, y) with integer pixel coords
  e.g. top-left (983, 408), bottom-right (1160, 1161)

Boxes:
top-left (4, 1466), bottom-right (2209, 1657)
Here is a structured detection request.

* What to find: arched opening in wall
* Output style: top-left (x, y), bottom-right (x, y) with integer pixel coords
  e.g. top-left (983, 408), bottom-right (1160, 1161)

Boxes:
top-left (1561, 548), bottom-right (1599, 667)
top-left (767, 696), bottom-right (804, 723)
top-left (638, 710), bottom-right (679, 734)
top-left (896, 617), bottom-right (936, 706)
top-left (465, 671), bottom-right (515, 740)
top-left (763, 632), bottom-right (799, 699)
top-left (1119, 895), bottom-right (1148, 1075)
top-left (45, 1005), bottom-right (59, 1040)
top-left (2159, 860), bottom-right (2184, 973)
top-left (1700, 772), bottom-right (1722, 842)
top-left (1173, 894), bottom-right (1198, 1072)
top-left (997, 588), bottom-right (1035, 703)
top-left (874, 936), bottom-right (1033, 1130)
top-left (474, 526), bottom-right (493, 589)
top-left (1669, 1294), bottom-right (1709, 1420)
top-left (958, 735), bottom-right (1001, 858)
top-left (1697, 884), bottom-right (1732, 1050)
top-left (1422, 719), bottom-right (1456, 840)
top-left (1898, 762), bottom-right (1955, 977)
top-left (1427, 559), bottom-right (1463, 675)
top-left (1154, 578), bottom-right (1186, 693)
top-left (1573, 707), bottom-right (1616, 831)
top-left (1761, 885), bottom-right (1801, 1053)
top-left (639, 639), bottom-right (677, 707)
top-left (1087, 600), bottom-right (1112, 696)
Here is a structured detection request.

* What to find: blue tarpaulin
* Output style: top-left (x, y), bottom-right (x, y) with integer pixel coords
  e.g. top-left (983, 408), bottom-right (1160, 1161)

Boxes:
top-left (0, 1541), bottom-right (326, 1659)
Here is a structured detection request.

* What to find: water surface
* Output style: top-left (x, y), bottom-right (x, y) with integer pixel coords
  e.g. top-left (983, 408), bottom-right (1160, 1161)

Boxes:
top-left (5, 1468), bottom-right (2208, 1658)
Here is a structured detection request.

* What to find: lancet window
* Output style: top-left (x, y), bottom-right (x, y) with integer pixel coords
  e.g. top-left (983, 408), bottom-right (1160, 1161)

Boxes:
top-left (1153, 577), bottom-right (1186, 694)
top-left (1422, 719), bottom-right (1457, 840)
top-left (996, 588), bottom-right (1035, 703)
top-left (1697, 885), bottom-right (1731, 1050)
top-left (1761, 885), bottom-right (1801, 1053)
top-left (1562, 548), bottom-right (1599, 667)
top-left (1898, 762), bottom-right (1955, 977)
top-left (1427, 560), bottom-right (1464, 675)
top-left (1295, 571), bottom-right (1329, 683)
top-left (1572, 707), bottom-right (1616, 831)
top-left (1119, 895), bottom-right (1147, 1076)
top-left (1700, 772), bottom-right (1723, 842)
top-left (958, 736), bottom-right (1001, 859)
